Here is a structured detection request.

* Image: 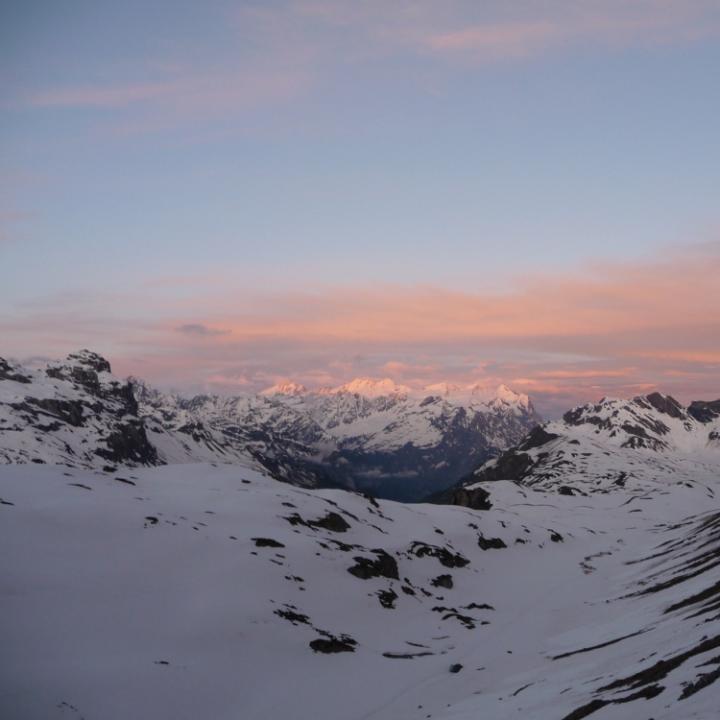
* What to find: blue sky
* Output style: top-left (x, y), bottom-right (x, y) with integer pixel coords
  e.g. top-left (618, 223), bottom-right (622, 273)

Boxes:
top-left (1, 1), bottom-right (719, 413)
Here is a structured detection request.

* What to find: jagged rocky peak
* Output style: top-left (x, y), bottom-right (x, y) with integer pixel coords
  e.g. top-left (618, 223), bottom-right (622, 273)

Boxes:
top-left (487, 384), bottom-right (533, 412)
top-left (470, 382), bottom-right (525, 403)
top-left (261, 381), bottom-right (308, 396)
top-left (45, 349), bottom-right (114, 395)
top-left (421, 382), bottom-right (533, 415)
top-left (65, 349), bottom-right (112, 374)
top-left (423, 381), bottom-right (461, 396)
top-left (640, 391), bottom-right (686, 419)
top-left (332, 377), bottom-right (412, 398)
top-left (256, 375), bottom-right (534, 412)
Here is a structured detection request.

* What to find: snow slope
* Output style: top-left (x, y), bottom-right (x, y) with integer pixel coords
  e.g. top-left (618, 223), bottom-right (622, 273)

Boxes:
top-left (2, 457), bottom-right (720, 720)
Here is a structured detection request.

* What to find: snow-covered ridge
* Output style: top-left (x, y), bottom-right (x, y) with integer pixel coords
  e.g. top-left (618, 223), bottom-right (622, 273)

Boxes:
top-left (452, 391), bottom-right (720, 504)
top-left (560, 392), bottom-right (720, 452)
top-left (330, 377), bottom-right (413, 398)
top-left (262, 375), bottom-right (531, 409)
top-left (261, 380), bottom-right (308, 396)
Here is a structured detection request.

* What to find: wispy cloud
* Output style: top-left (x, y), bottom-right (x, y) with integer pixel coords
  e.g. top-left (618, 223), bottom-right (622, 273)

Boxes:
top-left (175, 323), bottom-right (230, 337)
top-left (428, 20), bottom-right (561, 60)
top-left (426, 1), bottom-right (720, 61)
top-left (29, 82), bottom-right (174, 109)
top-left (25, 67), bottom-right (311, 139)
top-left (20, 0), bottom-right (720, 134)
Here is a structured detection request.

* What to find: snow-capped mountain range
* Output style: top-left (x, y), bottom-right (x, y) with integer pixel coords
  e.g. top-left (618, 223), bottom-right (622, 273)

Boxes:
top-left (2, 350), bottom-right (720, 719)
top-left (0, 350), bottom-right (540, 500)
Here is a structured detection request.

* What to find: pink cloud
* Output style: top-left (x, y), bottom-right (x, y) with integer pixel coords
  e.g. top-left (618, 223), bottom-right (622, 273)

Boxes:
top-left (242, 0), bottom-right (720, 66)
top-left (29, 82), bottom-right (175, 108)
top-left (426, 1), bottom-right (720, 61)
top-left (535, 368), bottom-right (637, 380)
top-left (173, 245), bottom-right (718, 351)
top-left (27, 68), bottom-right (310, 129)
top-left (2, 242), bottom-right (718, 416)
top-left (22, 0), bottom-right (720, 135)
top-left (428, 21), bottom-right (561, 59)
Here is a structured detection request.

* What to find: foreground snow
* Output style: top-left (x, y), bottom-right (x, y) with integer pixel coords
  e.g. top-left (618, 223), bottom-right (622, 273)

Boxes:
top-left (2, 462), bottom-right (720, 719)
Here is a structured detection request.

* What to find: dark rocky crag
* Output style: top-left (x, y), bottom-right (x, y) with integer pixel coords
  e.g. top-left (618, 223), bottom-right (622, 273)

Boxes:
top-left (0, 350), bottom-right (157, 468)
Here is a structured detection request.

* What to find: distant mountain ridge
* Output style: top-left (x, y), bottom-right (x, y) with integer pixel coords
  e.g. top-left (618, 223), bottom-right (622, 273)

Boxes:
top-left (137, 367), bottom-right (541, 500)
top-left (262, 375), bottom-right (533, 407)
top-left (0, 350), bottom-right (540, 499)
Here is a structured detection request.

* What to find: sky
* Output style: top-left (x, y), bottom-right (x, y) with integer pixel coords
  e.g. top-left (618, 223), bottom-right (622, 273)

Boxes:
top-left (1, 0), bottom-right (719, 416)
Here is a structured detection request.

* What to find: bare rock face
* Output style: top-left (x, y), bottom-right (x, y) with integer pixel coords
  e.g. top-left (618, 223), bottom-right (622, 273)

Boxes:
top-left (643, 391), bottom-right (686, 420)
top-left (0, 358), bottom-right (31, 384)
top-left (518, 425), bottom-right (560, 451)
top-left (95, 421), bottom-right (158, 466)
top-left (66, 349), bottom-right (113, 374)
top-left (348, 550), bottom-right (399, 580)
top-left (309, 636), bottom-right (357, 654)
top-left (437, 484), bottom-right (493, 511)
top-left (46, 350), bottom-right (111, 395)
top-left (688, 400), bottom-right (720, 424)
top-left (470, 451), bottom-right (536, 484)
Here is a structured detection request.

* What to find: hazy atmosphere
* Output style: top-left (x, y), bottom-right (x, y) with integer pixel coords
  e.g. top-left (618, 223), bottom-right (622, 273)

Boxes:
top-left (2, 1), bottom-right (719, 416)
